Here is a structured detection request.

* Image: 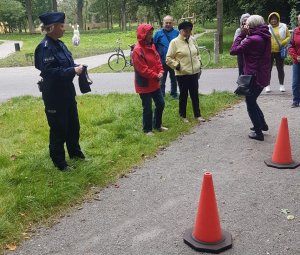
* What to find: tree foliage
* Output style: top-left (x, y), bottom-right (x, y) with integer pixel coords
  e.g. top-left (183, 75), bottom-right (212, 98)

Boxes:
top-left (0, 0), bottom-right (297, 33)
top-left (0, 0), bottom-right (26, 32)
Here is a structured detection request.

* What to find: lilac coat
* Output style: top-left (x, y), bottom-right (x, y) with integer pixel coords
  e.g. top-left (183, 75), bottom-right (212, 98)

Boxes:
top-left (230, 25), bottom-right (271, 87)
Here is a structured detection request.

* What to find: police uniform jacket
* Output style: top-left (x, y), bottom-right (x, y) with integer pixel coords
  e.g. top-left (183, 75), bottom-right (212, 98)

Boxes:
top-left (35, 35), bottom-right (77, 108)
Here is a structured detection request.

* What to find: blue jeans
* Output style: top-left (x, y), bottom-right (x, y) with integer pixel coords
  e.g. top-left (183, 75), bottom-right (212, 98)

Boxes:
top-left (292, 64), bottom-right (300, 104)
top-left (160, 64), bottom-right (177, 97)
top-left (139, 89), bottom-right (165, 133)
top-left (245, 85), bottom-right (265, 134)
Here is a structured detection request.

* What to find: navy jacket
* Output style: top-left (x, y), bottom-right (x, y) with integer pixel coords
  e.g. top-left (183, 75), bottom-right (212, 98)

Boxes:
top-left (35, 36), bottom-right (77, 108)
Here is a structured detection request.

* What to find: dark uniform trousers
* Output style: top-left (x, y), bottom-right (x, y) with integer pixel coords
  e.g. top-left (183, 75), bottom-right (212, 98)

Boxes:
top-left (45, 102), bottom-right (83, 166)
top-left (35, 35), bottom-right (85, 169)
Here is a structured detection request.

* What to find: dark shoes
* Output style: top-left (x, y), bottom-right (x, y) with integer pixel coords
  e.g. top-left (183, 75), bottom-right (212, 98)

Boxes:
top-left (54, 162), bottom-right (74, 172)
top-left (250, 124), bottom-right (269, 132)
top-left (70, 152), bottom-right (86, 160)
top-left (60, 165), bottom-right (74, 172)
top-left (248, 132), bottom-right (264, 141)
top-left (291, 102), bottom-right (299, 108)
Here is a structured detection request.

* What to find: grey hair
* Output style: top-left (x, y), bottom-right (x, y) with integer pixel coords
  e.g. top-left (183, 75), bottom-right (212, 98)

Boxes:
top-left (246, 15), bottom-right (265, 28)
top-left (163, 15), bottom-right (174, 22)
top-left (41, 24), bottom-right (54, 33)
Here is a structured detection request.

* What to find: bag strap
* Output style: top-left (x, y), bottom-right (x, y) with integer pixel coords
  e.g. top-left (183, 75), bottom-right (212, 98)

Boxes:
top-left (162, 29), bottom-right (171, 42)
top-left (269, 26), bottom-right (281, 48)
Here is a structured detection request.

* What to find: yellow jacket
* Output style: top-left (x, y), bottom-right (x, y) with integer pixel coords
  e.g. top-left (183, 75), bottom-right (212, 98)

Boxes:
top-left (268, 12), bottom-right (291, 52)
top-left (166, 34), bottom-right (201, 76)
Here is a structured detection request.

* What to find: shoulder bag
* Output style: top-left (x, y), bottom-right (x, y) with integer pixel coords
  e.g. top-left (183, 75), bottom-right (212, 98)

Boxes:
top-left (234, 75), bottom-right (255, 96)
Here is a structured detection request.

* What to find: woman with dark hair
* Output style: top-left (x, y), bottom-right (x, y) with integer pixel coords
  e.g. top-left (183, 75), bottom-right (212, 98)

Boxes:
top-left (166, 21), bottom-right (204, 123)
top-left (230, 15), bottom-right (271, 141)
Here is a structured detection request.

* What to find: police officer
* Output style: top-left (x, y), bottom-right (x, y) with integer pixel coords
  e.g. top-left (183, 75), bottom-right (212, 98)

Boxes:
top-left (35, 12), bottom-right (85, 171)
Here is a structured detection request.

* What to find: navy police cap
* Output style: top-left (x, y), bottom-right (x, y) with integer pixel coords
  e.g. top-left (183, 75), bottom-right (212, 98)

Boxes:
top-left (178, 21), bottom-right (193, 30)
top-left (39, 12), bottom-right (65, 25)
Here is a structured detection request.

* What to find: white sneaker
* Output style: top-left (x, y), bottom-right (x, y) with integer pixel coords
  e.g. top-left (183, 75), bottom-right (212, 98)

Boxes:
top-left (196, 117), bottom-right (205, 122)
top-left (279, 85), bottom-right (286, 92)
top-left (158, 126), bottom-right (168, 132)
top-left (182, 118), bottom-right (189, 123)
top-left (265, 85), bottom-right (271, 93)
top-left (145, 131), bottom-right (154, 136)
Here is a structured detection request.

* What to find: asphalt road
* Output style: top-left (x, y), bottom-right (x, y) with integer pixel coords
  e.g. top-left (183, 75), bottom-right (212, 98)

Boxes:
top-left (0, 62), bottom-right (293, 104)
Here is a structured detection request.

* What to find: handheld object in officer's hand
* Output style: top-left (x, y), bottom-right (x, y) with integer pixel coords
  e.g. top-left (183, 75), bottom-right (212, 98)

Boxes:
top-left (78, 65), bottom-right (93, 94)
top-left (37, 79), bottom-right (44, 92)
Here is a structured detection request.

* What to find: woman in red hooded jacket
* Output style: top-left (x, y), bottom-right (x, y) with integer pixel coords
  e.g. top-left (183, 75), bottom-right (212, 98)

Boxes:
top-left (288, 14), bottom-right (300, 108)
top-left (132, 24), bottom-right (168, 135)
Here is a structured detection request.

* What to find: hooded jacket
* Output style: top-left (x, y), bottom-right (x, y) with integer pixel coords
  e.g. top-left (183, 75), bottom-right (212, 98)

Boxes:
top-left (230, 24), bottom-right (271, 87)
top-left (288, 27), bottom-right (300, 64)
top-left (132, 24), bottom-right (163, 94)
top-left (268, 12), bottom-right (291, 52)
top-left (165, 34), bottom-right (201, 76)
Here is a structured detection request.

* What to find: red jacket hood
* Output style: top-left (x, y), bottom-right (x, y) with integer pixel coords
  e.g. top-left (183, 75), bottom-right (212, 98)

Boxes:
top-left (137, 24), bottom-right (154, 45)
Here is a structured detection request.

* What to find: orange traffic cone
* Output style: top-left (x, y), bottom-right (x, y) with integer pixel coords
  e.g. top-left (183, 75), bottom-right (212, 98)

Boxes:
top-left (183, 172), bottom-right (232, 253)
top-left (264, 117), bottom-right (300, 169)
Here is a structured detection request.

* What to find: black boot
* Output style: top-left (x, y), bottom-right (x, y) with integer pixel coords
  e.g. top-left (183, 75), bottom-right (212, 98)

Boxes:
top-left (248, 131), bottom-right (264, 141)
top-left (250, 124), bottom-right (268, 131)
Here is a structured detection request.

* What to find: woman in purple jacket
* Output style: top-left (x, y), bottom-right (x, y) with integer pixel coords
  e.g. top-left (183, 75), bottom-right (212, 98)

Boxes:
top-left (230, 15), bottom-right (271, 141)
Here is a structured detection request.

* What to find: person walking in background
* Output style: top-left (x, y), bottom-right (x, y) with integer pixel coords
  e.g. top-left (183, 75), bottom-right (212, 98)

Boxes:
top-left (233, 13), bottom-right (250, 76)
top-left (154, 15), bottom-right (179, 99)
top-left (166, 21), bottom-right (204, 123)
top-left (288, 14), bottom-right (300, 108)
top-left (265, 12), bottom-right (291, 93)
top-left (132, 23), bottom-right (168, 135)
top-left (230, 15), bottom-right (271, 141)
top-left (35, 12), bottom-right (86, 171)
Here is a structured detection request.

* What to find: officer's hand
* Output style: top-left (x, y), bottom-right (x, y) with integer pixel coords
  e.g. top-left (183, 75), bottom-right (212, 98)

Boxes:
top-left (75, 65), bottom-right (84, 75)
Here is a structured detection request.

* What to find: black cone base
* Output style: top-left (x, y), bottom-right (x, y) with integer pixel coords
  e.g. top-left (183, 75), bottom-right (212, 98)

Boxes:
top-left (183, 228), bottom-right (232, 254)
top-left (264, 159), bottom-right (300, 169)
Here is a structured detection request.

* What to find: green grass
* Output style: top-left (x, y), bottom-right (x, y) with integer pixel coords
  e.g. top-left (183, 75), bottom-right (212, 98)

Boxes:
top-left (0, 92), bottom-right (240, 251)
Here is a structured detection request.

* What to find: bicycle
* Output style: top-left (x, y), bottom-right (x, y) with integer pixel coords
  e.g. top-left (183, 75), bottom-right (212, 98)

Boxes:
top-left (108, 39), bottom-right (135, 72)
top-left (198, 46), bottom-right (211, 68)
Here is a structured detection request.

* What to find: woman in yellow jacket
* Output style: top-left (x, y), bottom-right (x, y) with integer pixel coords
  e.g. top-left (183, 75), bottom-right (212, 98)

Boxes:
top-left (166, 21), bottom-right (204, 123)
top-left (266, 12), bottom-right (291, 92)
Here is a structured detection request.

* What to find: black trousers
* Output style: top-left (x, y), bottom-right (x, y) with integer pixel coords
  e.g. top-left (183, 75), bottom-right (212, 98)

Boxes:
top-left (176, 73), bottom-right (201, 118)
top-left (45, 101), bottom-right (83, 167)
top-left (245, 85), bottom-right (266, 134)
top-left (271, 52), bottom-right (285, 85)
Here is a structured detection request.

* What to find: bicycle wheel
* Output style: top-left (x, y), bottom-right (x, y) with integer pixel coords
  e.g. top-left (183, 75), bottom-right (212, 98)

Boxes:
top-left (199, 47), bottom-right (211, 68)
top-left (108, 53), bottom-right (126, 72)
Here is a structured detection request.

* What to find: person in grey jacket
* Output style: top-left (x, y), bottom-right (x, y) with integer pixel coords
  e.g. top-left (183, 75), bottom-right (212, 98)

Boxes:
top-left (233, 13), bottom-right (250, 76)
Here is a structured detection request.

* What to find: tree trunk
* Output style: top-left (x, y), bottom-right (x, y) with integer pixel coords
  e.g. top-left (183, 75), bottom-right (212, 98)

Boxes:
top-left (25, 0), bottom-right (34, 33)
top-left (217, 0), bottom-right (223, 53)
top-left (121, 0), bottom-right (127, 31)
top-left (153, 6), bottom-right (162, 27)
top-left (109, 2), bottom-right (113, 29)
top-left (52, 0), bottom-right (58, 11)
top-left (106, 0), bottom-right (109, 29)
top-left (77, 0), bottom-right (84, 29)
